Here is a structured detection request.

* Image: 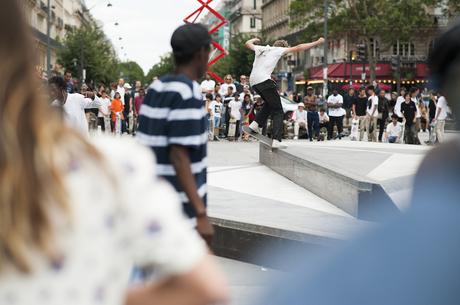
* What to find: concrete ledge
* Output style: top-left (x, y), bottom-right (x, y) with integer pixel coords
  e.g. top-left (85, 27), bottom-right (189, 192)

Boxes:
top-left (260, 143), bottom-right (400, 220)
top-left (210, 217), bottom-right (337, 269)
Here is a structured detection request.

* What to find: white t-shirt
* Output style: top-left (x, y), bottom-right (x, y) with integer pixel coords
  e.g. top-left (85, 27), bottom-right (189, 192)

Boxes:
top-left (219, 83), bottom-right (236, 96)
top-left (98, 97), bottom-right (111, 118)
top-left (367, 95), bottom-right (379, 117)
top-left (209, 100), bottom-right (223, 118)
top-left (52, 93), bottom-right (101, 136)
top-left (293, 110), bottom-right (308, 123)
top-left (327, 94), bottom-right (346, 117)
top-left (0, 136), bottom-right (206, 305)
top-left (319, 112), bottom-right (329, 123)
top-left (250, 46), bottom-right (287, 86)
top-left (436, 96), bottom-right (448, 120)
top-left (201, 80), bottom-right (216, 96)
top-left (386, 122), bottom-right (403, 137)
top-left (116, 86), bottom-right (125, 103)
top-left (229, 100), bottom-right (242, 121)
top-left (394, 96), bottom-right (405, 118)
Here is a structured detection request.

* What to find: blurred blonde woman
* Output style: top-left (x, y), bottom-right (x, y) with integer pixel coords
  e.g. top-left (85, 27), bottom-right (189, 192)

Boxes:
top-left (0, 1), bottom-right (227, 305)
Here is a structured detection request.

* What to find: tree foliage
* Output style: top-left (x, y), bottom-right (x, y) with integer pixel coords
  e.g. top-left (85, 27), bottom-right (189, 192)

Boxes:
top-left (289, 0), bottom-right (460, 81)
top-left (57, 23), bottom-right (118, 85)
top-left (117, 61), bottom-right (145, 84)
top-left (145, 53), bottom-right (175, 83)
top-left (212, 34), bottom-right (255, 79)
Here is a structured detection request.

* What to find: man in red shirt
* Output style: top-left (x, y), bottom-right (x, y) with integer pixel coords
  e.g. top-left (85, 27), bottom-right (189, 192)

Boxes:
top-left (133, 88), bottom-right (145, 135)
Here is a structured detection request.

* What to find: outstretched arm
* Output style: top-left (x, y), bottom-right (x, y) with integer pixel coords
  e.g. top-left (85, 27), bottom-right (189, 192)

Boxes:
top-left (245, 38), bottom-right (260, 51)
top-left (284, 37), bottom-right (325, 54)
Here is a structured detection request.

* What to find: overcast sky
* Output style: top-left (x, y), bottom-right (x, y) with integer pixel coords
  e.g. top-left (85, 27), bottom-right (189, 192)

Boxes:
top-left (86, 0), bottom-right (221, 73)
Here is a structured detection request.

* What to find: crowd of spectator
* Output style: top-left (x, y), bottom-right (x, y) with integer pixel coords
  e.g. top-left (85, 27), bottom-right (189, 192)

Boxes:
top-left (201, 73), bottom-right (451, 145)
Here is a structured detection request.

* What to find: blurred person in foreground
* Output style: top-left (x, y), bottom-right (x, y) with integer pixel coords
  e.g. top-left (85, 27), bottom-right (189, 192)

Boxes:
top-left (0, 2), bottom-right (228, 305)
top-left (255, 21), bottom-right (460, 305)
top-left (136, 24), bottom-right (215, 245)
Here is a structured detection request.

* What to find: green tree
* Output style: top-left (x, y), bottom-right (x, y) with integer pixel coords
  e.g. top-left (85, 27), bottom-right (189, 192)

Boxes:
top-left (289, 0), bottom-right (460, 81)
top-left (145, 53), bottom-right (174, 83)
top-left (118, 61), bottom-right (145, 84)
top-left (212, 34), bottom-right (255, 79)
top-left (57, 23), bottom-right (118, 85)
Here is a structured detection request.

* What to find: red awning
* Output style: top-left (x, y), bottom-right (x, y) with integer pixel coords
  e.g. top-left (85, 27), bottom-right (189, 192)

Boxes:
top-left (309, 63), bottom-right (393, 80)
top-left (310, 63), bottom-right (345, 79)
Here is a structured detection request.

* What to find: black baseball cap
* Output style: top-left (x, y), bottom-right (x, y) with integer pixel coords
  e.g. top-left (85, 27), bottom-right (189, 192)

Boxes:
top-left (171, 23), bottom-right (212, 56)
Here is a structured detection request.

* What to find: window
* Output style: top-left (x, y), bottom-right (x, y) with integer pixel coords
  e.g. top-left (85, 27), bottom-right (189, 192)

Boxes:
top-left (254, 0), bottom-right (257, 10)
top-left (369, 38), bottom-right (380, 59)
top-left (250, 17), bottom-right (256, 28)
top-left (392, 41), bottom-right (415, 57)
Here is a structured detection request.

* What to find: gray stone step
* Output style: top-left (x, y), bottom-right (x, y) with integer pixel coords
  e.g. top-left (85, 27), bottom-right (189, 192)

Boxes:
top-left (208, 186), bottom-right (367, 268)
top-left (259, 142), bottom-right (425, 220)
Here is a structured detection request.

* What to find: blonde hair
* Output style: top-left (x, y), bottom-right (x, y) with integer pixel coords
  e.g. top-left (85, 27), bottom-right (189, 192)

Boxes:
top-left (0, 0), bottom-right (101, 273)
top-left (273, 40), bottom-right (289, 48)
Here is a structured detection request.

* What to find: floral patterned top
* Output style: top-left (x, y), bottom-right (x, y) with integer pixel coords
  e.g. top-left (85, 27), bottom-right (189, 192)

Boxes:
top-left (0, 136), bottom-right (206, 305)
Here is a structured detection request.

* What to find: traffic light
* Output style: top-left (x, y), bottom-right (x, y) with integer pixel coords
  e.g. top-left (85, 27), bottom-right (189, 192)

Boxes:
top-left (391, 56), bottom-right (400, 72)
top-left (356, 44), bottom-right (367, 61)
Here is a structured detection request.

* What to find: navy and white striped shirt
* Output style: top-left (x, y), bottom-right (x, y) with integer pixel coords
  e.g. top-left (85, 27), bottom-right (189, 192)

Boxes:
top-left (137, 75), bottom-right (207, 218)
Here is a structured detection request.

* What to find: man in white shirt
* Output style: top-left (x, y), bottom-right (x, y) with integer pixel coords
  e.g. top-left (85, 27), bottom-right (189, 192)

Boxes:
top-left (116, 78), bottom-right (125, 101)
top-left (228, 97), bottom-right (242, 138)
top-left (394, 87), bottom-right (406, 121)
top-left (49, 76), bottom-right (102, 136)
top-left (366, 86), bottom-right (379, 142)
top-left (433, 95), bottom-right (448, 143)
top-left (245, 37), bottom-right (325, 148)
top-left (201, 73), bottom-right (216, 100)
top-left (385, 114), bottom-right (403, 143)
top-left (327, 89), bottom-right (346, 140)
top-left (97, 89), bottom-right (111, 133)
top-left (292, 102), bottom-right (309, 140)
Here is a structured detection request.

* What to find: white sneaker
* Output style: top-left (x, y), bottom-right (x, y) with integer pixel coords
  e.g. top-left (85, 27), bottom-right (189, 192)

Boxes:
top-left (293, 136), bottom-right (298, 140)
top-left (249, 121), bottom-right (259, 133)
top-left (272, 140), bottom-right (287, 149)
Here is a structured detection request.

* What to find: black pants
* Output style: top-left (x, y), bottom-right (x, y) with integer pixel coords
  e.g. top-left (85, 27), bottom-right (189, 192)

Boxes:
top-left (97, 117), bottom-right (106, 132)
top-left (328, 116), bottom-right (343, 140)
top-left (253, 79), bottom-right (284, 141)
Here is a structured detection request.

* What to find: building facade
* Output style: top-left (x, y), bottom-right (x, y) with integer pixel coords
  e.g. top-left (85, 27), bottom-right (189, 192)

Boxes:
top-left (22, 0), bottom-right (88, 75)
top-left (261, 0), bottom-right (450, 93)
top-left (226, 0), bottom-right (262, 36)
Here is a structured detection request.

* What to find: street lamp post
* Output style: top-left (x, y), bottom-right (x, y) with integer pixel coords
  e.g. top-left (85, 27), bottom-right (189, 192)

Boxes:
top-left (46, 0), bottom-right (52, 77)
top-left (323, 0), bottom-right (328, 99)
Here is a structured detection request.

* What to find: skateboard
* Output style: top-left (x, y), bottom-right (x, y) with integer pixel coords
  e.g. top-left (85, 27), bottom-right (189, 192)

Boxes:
top-left (243, 125), bottom-right (275, 147)
top-left (350, 118), bottom-right (359, 141)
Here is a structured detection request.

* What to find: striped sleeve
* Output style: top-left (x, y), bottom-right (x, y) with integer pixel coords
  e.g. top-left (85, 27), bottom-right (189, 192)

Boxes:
top-left (166, 93), bottom-right (207, 149)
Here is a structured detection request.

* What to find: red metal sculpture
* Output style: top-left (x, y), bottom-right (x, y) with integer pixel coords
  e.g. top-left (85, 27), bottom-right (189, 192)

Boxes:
top-left (183, 0), bottom-right (227, 83)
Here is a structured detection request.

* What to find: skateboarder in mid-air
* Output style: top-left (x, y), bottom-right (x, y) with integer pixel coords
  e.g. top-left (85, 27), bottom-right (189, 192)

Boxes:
top-left (244, 37), bottom-right (325, 148)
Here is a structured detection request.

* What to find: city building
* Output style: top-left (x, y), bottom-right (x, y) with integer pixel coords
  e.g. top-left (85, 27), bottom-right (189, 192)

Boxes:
top-left (261, 0), bottom-right (451, 94)
top-left (22, 0), bottom-right (90, 75)
top-left (226, 0), bottom-right (262, 37)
